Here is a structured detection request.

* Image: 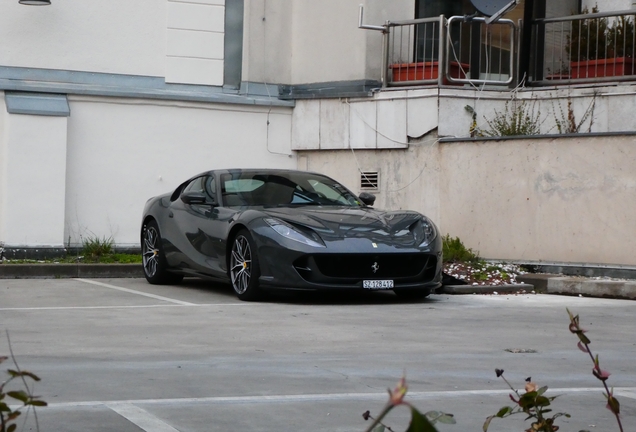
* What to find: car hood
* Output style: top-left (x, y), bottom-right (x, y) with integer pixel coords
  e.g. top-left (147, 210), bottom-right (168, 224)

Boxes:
top-left (261, 206), bottom-right (429, 245)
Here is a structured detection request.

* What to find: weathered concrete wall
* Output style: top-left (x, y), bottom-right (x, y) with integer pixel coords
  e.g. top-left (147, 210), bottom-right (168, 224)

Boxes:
top-left (298, 134), bottom-right (636, 266)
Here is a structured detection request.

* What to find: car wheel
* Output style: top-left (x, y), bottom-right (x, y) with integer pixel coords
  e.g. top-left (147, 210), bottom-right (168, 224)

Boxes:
top-left (142, 220), bottom-right (183, 285)
top-left (230, 229), bottom-right (262, 301)
top-left (394, 289), bottom-right (430, 301)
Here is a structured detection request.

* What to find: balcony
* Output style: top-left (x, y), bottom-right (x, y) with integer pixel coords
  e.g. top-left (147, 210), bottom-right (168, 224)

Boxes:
top-left (531, 9), bottom-right (636, 85)
top-left (376, 9), bottom-right (636, 88)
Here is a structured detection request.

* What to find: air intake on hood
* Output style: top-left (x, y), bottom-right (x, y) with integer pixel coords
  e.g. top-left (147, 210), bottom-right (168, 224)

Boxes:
top-left (360, 171), bottom-right (379, 190)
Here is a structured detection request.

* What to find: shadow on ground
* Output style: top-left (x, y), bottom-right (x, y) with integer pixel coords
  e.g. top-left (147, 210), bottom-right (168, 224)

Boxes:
top-left (177, 278), bottom-right (440, 306)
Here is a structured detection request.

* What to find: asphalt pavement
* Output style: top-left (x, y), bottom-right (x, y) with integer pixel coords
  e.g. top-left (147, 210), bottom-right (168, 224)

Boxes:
top-left (1, 278), bottom-right (635, 431)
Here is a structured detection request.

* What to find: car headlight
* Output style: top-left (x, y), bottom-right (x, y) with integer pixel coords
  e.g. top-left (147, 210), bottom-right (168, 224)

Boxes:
top-left (412, 217), bottom-right (437, 247)
top-left (264, 218), bottom-right (325, 248)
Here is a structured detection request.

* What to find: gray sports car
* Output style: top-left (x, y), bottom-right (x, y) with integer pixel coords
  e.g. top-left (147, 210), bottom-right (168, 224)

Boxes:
top-left (141, 169), bottom-right (442, 301)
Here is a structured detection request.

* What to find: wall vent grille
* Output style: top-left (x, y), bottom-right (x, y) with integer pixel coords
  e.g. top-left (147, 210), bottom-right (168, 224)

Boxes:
top-left (360, 171), bottom-right (379, 190)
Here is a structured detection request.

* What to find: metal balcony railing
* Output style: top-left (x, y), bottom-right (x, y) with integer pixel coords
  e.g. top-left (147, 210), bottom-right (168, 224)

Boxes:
top-left (383, 15), bottom-right (516, 87)
top-left (530, 9), bottom-right (636, 84)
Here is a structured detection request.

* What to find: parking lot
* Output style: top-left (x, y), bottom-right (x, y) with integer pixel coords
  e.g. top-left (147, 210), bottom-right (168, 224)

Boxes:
top-left (1, 278), bottom-right (635, 431)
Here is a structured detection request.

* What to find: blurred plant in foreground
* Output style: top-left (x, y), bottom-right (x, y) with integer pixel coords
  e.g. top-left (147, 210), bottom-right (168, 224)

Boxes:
top-left (365, 309), bottom-right (624, 432)
top-left (362, 376), bottom-right (455, 432)
top-left (1, 333), bottom-right (47, 432)
top-left (567, 308), bottom-right (623, 432)
top-left (483, 371), bottom-right (570, 431)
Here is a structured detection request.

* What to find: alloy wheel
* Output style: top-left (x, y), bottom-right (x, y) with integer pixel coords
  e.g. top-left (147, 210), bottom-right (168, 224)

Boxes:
top-left (143, 226), bottom-right (159, 278)
top-left (230, 235), bottom-right (252, 294)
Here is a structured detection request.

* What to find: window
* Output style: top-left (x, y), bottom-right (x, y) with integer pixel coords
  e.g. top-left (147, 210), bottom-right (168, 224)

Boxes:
top-left (181, 176), bottom-right (216, 203)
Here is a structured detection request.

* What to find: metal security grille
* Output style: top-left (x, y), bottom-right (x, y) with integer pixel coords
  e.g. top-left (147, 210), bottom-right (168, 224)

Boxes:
top-left (360, 171), bottom-right (379, 190)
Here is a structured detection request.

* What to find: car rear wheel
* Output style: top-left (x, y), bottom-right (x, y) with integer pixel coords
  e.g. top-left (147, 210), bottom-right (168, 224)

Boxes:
top-left (142, 220), bottom-right (183, 285)
top-left (230, 229), bottom-right (262, 301)
top-left (394, 289), bottom-right (430, 301)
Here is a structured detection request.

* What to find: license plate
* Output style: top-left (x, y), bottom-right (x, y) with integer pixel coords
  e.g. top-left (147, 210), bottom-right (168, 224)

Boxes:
top-left (363, 280), bottom-right (394, 289)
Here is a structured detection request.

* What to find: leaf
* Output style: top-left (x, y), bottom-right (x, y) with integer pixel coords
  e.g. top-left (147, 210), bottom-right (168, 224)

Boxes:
top-left (372, 425), bottom-right (385, 432)
top-left (606, 395), bottom-right (620, 414)
top-left (7, 391), bottom-right (29, 403)
top-left (537, 386), bottom-right (548, 396)
top-left (496, 406), bottom-right (513, 417)
top-left (406, 407), bottom-right (440, 432)
top-left (437, 413), bottom-right (456, 424)
top-left (28, 400), bottom-right (47, 407)
top-left (577, 331), bottom-right (591, 345)
top-left (483, 415), bottom-right (495, 432)
top-left (7, 411), bottom-right (21, 421)
top-left (8, 424), bottom-right (17, 432)
top-left (18, 371), bottom-right (41, 382)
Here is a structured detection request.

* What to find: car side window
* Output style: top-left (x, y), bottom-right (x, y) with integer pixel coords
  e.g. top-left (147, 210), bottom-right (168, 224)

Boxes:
top-left (181, 176), bottom-right (216, 203)
top-left (205, 177), bottom-right (217, 203)
top-left (182, 177), bottom-right (206, 195)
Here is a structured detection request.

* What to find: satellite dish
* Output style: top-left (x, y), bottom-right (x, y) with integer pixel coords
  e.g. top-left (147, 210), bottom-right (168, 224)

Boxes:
top-left (470, 0), bottom-right (519, 23)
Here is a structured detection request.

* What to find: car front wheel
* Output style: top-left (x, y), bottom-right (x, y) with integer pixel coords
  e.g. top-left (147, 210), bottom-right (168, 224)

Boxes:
top-left (142, 220), bottom-right (183, 285)
top-left (230, 229), bottom-right (262, 301)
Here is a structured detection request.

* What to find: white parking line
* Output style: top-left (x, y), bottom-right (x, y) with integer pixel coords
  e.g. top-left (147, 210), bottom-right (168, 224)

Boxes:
top-left (106, 403), bottom-right (180, 432)
top-left (75, 279), bottom-right (196, 306)
top-left (39, 387), bottom-right (636, 410)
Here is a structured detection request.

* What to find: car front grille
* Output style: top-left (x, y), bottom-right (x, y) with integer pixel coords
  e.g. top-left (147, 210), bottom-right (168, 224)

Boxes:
top-left (294, 253), bottom-right (437, 284)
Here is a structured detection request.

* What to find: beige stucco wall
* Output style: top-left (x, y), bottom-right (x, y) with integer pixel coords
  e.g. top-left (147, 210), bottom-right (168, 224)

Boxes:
top-left (298, 134), bottom-right (636, 266)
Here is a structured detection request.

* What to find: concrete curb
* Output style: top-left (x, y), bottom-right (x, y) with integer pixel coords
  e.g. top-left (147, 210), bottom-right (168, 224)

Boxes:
top-left (439, 284), bottom-right (534, 295)
top-left (0, 264), bottom-right (142, 279)
top-left (548, 276), bottom-right (636, 300)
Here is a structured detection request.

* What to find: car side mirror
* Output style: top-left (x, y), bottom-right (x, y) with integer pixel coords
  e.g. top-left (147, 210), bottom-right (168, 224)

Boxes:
top-left (358, 192), bottom-right (376, 206)
top-left (181, 191), bottom-right (215, 206)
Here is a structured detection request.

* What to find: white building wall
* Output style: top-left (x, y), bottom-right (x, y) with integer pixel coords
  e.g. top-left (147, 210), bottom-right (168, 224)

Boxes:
top-left (64, 97), bottom-right (294, 248)
top-left (0, 93), bottom-right (5, 242)
top-left (1, 113), bottom-right (68, 247)
top-left (242, 0), bottom-right (293, 84)
top-left (166, 0), bottom-right (226, 86)
top-left (242, 0), bottom-right (414, 85)
top-left (0, 1), bottom-right (166, 78)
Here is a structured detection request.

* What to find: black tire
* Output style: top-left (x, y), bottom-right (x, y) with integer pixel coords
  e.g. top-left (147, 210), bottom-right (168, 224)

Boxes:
top-left (394, 289), bottom-right (430, 301)
top-left (229, 229), bottom-right (262, 301)
top-left (142, 220), bottom-right (184, 285)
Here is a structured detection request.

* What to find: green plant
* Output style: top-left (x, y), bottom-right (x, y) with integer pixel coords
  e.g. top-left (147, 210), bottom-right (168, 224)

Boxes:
top-left (484, 371), bottom-right (570, 432)
top-left (442, 235), bottom-right (480, 263)
top-left (1, 334), bottom-right (46, 432)
top-left (81, 235), bottom-right (113, 260)
top-left (552, 95), bottom-right (596, 134)
top-left (481, 98), bottom-right (543, 137)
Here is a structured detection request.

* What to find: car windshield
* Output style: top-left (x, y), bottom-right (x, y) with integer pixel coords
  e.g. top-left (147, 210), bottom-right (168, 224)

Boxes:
top-left (220, 171), bottom-right (362, 207)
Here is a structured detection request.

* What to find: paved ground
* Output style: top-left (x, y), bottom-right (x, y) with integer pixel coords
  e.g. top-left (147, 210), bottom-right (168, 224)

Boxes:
top-left (1, 278), bottom-right (635, 431)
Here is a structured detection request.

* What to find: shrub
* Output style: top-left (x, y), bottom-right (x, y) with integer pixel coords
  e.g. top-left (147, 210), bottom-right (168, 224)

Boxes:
top-left (442, 235), bottom-right (480, 263)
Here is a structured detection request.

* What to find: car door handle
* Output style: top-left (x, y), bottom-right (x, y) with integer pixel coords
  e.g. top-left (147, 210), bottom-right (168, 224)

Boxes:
top-left (169, 211), bottom-right (174, 218)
